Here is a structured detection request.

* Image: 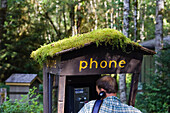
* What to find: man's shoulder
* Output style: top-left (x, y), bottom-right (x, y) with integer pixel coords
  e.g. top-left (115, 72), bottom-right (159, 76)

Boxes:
top-left (78, 100), bottom-right (96, 113)
top-left (103, 96), bottom-right (141, 113)
top-left (84, 100), bottom-right (96, 108)
top-left (118, 103), bottom-right (142, 113)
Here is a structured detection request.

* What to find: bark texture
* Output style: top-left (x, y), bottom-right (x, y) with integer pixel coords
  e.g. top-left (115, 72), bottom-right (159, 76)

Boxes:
top-left (134, 0), bottom-right (138, 42)
top-left (155, 0), bottom-right (164, 53)
top-left (119, 0), bottom-right (130, 103)
top-left (155, 0), bottom-right (164, 73)
top-left (123, 0), bottom-right (130, 37)
top-left (119, 74), bottom-right (127, 103)
top-left (140, 0), bottom-right (146, 42)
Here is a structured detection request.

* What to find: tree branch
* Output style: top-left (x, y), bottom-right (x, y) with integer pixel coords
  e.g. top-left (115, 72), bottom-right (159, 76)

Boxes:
top-left (45, 12), bottom-right (60, 38)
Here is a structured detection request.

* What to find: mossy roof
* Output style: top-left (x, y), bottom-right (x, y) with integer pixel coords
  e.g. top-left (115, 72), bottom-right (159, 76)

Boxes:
top-left (31, 28), bottom-right (155, 64)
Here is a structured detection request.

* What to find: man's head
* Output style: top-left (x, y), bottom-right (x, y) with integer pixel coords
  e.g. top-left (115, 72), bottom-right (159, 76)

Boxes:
top-left (96, 76), bottom-right (118, 95)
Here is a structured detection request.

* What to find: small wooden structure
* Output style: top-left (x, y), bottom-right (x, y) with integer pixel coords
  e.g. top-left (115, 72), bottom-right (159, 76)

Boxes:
top-left (140, 35), bottom-right (170, 83)
top-left (5, 73), bottom-right (42, 102)
top-left (31, 29), bottom-right (155, 113)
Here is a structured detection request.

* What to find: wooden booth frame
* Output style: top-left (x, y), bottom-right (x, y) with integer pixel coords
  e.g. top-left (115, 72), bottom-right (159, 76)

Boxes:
top-left (42, 43), bottom-right (155, 113)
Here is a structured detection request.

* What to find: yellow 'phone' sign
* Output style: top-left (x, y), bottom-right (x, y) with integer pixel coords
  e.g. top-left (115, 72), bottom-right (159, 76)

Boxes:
top-left (79, 58), bottom-right (126, 72)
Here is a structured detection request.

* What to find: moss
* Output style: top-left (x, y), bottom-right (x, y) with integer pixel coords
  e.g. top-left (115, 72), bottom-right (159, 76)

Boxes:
top-left (31, 28), bottom-right (140, 64)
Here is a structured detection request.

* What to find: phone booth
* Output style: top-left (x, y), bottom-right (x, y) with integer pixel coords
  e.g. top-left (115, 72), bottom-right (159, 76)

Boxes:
top-left (31, 29), bottom-right (155, 113)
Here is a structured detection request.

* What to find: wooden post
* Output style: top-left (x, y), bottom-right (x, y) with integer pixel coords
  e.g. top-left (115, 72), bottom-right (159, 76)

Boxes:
top-left (128, 73), bottom-right (140, 106)
top-left (53, 75), bottom-right (59, 112)
top-left (43, 64), bottom-right (49, 113)
top-left (48, 73), bottom-right (53, 113)
top-left (58, 75), bottom-right (66, 113)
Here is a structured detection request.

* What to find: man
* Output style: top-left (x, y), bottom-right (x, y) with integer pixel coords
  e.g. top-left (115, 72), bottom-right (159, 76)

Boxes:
top-left (78, 76), bottom-right (141, 113)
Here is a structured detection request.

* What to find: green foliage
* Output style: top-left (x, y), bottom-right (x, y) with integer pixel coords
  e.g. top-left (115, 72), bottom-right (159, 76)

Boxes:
top-left (0, 0), bottom-right (53, 81)
top-left (1, 0), bottom-right (169, 82)
top-left (31, 28), bottom-right (141, 64)
top-left (135, 44), bottom-right (170, 113)
top-left (0, 87), bottom-right (43, 113)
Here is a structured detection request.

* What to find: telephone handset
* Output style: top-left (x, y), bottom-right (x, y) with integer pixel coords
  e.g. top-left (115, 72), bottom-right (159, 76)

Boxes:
top-left (92, 91), bottom-right (106, 113)
top-left (98, 91), bottom-right (106, 100)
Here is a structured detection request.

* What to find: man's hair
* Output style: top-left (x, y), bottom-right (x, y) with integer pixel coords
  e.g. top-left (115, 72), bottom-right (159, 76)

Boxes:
top-left (96, 76), bottom-right (118, 93)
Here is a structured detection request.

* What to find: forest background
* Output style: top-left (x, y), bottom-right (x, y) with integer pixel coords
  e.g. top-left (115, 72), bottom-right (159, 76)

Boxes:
top-left (0, 0), bottom-right (169, 113)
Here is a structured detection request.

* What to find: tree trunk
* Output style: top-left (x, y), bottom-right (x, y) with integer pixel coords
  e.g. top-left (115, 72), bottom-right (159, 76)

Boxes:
top-left (155, 0), bottom-right (164, 72)
top-left (0, 0), bottom-right (7, 82)
top-left (155, 0), bottom-right (164, 53)
top-left (74, 4), bottom-right (77, 35)
top-left (55, 2), bottom-right (61, 39)
top-left (70, 4), bottom-right (75, 36)
top-left (77, 0), bottom-right (82, 34)
top-left (139, 0), bottom-right (146, 42)
top-left (94, 0), bottom-right (97, 30)
top-left (120, 0), bottom-right (123, 32)
top-left (111, 8), bottom-right (114, 29)
top-left (110, 0), bottom-right (113, 29)
top-left (119, 74), bottom-right (126, 103)
top-left (104, 1), bottom-right (108, 28)
top-left (120, 0), bottom-right (130, 104)
top-left (123, 0), bottom-right (130, 37)
top-left (63, 6), bottom-right (67, 35)
top-left (134, 0), bottom-right (138, 42)
top-left (0, 0), bottom-right (7, 44)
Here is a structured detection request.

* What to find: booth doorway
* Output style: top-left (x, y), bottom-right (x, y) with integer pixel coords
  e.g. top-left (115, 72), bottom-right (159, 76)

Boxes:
top-left (65, 75), bottom-right (101, 113)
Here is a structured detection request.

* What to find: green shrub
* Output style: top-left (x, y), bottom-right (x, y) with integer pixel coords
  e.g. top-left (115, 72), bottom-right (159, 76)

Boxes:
top-left (0, 87), bottom-right (43, 113)
top-left (136, 44), bottom-right (170, 113)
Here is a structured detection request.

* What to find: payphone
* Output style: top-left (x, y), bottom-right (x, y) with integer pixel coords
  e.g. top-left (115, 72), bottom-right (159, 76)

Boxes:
top-left (65, 75), bottom-right (100, 113)
top-left (74, 87), bottom-right (89, 113)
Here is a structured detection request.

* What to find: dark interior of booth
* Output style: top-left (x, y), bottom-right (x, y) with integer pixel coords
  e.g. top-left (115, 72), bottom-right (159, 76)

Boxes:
top-left (64, 75), bottom-right (101, 113)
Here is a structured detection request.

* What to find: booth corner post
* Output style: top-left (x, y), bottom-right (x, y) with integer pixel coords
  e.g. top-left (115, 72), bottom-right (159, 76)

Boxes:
top-left (128, 73), bottom-right (140, 106)
top-left (43, 63), bottom-right (49, 113)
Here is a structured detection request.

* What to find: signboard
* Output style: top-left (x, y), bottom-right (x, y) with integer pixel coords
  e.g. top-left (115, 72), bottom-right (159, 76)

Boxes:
top-left (60, 44), bottom-right (143, 75)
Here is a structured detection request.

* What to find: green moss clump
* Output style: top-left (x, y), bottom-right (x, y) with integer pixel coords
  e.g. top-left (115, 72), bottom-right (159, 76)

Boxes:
top-left (31, 28), bottom-right (139, 64)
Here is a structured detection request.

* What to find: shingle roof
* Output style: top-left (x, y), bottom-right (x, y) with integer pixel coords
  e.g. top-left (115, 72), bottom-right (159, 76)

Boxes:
top-left (140, 35), bottom-right (170, 49)
top-left (5, 74), bottom-right (41, 83)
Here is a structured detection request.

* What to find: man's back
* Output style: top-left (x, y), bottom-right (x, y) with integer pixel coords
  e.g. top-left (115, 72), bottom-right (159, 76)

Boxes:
top-left (78, 96), bottom-right (141, 113)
